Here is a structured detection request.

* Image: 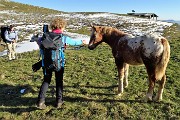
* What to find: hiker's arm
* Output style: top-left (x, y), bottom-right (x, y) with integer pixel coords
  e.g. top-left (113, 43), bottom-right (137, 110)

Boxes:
top-left (64, 36), bottom-right (84, 46)
top-left (4, 31), bottom-right (13, 42)
top-left (32, 60), bottom-right (42, 72)
top-left (15, 31), bottom-right (18, 41)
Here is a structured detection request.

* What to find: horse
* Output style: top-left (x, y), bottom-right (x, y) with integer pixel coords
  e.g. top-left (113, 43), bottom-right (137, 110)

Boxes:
top-left (88, 25), bottom-right (170, 101)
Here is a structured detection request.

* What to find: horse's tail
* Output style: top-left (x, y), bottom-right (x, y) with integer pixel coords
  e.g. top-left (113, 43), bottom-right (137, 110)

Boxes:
top-left (155, 38), bottom-right (170, 80)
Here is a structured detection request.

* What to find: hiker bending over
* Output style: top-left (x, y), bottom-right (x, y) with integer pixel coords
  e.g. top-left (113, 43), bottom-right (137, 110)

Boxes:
top-left (32, 17), bottom-right (85, 109)
top-left (4, 25), bottom-right (18, 60)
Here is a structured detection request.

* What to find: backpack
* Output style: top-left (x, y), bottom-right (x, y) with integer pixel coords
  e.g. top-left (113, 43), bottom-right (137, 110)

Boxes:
top-left (0, 26), bottom-right (10, 43)
top-left (40, 32), bottom-right (66, 73)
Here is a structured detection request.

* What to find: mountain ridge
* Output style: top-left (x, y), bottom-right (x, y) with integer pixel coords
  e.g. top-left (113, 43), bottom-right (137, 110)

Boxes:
top-left (163, 20), bottom-right (180, 24)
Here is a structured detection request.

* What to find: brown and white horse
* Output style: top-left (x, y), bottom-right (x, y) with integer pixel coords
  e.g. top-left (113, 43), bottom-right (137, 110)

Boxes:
top-left (88, 25), bottom-right (170, 101)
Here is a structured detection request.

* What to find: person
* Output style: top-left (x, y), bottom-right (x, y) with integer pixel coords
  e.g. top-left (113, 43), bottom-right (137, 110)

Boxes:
top-left (4, 25), bottom-right (18, 60)
top-left (32, 17), bottom-right (85, 109)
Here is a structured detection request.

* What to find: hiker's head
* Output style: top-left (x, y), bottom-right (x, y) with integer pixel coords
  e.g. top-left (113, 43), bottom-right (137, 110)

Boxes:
top-left (9, 25), bottom-right (15, 30)
top-left (50, 17), bottom-right (67, 31)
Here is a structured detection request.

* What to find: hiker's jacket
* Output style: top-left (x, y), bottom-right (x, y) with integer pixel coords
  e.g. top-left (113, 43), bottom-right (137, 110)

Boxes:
top-left (50, 29), bottom-right (83, 46)
top-left (5, 30), bottom-right (18, 42)
top-left (36, 35), bottom-right (83, 47)
top-left (64, 36), bottom-right (83, 46)
top-left (36, 29), bottom-right (83, 47)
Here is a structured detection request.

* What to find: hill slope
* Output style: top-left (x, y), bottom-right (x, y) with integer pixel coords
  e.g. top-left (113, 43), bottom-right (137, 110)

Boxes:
top-left (0, 0), bottom-right (180, 119)
top-left (0, 24), bottom-right (180, 119)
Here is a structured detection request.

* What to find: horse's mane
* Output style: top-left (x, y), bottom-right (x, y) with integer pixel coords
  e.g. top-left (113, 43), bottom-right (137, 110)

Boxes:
top-left (100, 26), bottom-right (126, 37)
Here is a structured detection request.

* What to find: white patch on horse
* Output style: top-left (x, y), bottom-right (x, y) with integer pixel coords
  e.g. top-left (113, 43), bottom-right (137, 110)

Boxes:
top-left (126, 34), bottom-right (164, 58)
top-left (143, 35), bottom-right (164, 58)
top-left (127, 35), bottom-right (141, 51)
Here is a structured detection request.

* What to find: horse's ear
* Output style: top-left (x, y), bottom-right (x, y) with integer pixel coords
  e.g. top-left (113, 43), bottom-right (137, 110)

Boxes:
top-left (87, 20), bottom-right (93, 28)
top-left (90, 23), bottom-right (94, 28)
top-left (88, 23), bottom-right (95, 31)
top-left (90, 24), bottom-right (96, 31)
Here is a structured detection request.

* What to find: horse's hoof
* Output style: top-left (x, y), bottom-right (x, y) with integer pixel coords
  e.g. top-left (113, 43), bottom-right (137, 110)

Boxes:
top-left (117, 93), bottom-right (122, 97)
top-left (153, 96), bottom-right (162, 102)
top-left (124, 83), bottom-right (128, 88)
top-left (144, 96), bottom-right (152, 102)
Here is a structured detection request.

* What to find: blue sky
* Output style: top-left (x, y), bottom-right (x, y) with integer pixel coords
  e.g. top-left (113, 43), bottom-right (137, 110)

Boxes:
top-left (12, 0), bottom-right (180, 20)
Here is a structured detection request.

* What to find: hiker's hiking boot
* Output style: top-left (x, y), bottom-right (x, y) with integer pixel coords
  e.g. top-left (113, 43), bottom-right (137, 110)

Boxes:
top-left (55, 102), bottom-right (64, 108)
top-left (36, 101), bottom-right (46, 110)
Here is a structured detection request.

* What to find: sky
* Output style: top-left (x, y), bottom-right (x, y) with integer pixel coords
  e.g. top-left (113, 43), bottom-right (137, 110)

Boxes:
top-left (11, 0), bottom-right (180, 21)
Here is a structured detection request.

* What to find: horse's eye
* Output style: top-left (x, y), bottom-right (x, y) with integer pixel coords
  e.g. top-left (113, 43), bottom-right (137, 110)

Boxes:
top-left (92, 34), bottom-right (96, 39)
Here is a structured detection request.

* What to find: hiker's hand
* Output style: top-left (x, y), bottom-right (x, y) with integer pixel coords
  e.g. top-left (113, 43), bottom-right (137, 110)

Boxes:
top-left (32, 61), bottom-right (42, 72)
top-left (12, 39), bottom-right (16, 43)
top-left (82, 40), bottom-right (86, 45)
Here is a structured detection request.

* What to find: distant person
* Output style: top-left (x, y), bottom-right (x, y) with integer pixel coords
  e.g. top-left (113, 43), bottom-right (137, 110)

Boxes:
top-left (32, 17), bottom-right (85, 109)
top-left (4, 25), bottom-right (18, 60)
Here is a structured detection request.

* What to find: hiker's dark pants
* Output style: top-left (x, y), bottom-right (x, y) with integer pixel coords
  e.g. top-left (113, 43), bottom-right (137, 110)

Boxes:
top-left (38, 67), bottom-right (64, 103)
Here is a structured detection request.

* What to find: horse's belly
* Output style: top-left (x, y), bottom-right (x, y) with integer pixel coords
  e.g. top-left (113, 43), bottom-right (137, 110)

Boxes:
top-left (127, 61), bottom-right (143, 65)
top-left (124, 55), bottom-right (143, 65)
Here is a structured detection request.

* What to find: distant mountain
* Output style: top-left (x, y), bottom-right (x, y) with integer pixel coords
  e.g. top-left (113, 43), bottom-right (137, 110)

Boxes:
top-left (163, 20), bottom-right (180, 24)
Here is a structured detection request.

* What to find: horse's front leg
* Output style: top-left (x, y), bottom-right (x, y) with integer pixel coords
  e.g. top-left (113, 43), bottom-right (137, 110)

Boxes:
top-left (115, 59), bottom-right (125, 96)
top-left (124, 63), bottom-right (129, 88)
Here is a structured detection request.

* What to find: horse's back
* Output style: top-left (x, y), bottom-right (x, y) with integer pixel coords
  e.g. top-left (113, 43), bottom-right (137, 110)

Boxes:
top-left (119, 34), bottom-right (169, 65)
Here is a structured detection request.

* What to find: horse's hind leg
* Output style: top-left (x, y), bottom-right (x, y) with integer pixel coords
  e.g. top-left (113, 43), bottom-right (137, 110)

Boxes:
top-left (124, 64), bottom-right (129, 88)
top-left (153, 74), bottom-right (166, 101)
top-left (145, 65), bottom-right (156, 101)
top-left (146, 76), bottom-right (156, 101)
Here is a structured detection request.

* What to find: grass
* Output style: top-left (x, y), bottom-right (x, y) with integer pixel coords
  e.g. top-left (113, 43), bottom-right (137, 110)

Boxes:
top-left (0, 24), bottom-right (180, 120)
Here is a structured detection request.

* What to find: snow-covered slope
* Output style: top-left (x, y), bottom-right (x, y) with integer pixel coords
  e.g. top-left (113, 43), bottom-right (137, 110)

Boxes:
top-left (0, 12), bottom-right (173, 56)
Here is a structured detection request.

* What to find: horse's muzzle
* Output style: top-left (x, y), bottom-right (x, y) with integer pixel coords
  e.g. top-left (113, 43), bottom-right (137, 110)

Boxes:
top-left (88, 45), bottom-right (95, 50)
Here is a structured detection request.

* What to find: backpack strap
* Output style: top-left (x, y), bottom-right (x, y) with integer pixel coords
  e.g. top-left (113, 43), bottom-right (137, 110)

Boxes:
top-left (40, 49), bottom-right (44, 66)
top-left (51, 50), bottom-right (56, 62)
top-left (38, 49), bottom-right (42, 61)
top-left (40, 48), bottom-right (47, 75)
top-left (58, 48), bottom-right (61, 70)
top-left (61, 47), bottom-right (65, 67)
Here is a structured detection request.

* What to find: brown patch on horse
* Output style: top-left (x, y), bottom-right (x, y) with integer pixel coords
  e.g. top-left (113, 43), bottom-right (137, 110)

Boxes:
top-left (114, 39), bottom-right (143, 65)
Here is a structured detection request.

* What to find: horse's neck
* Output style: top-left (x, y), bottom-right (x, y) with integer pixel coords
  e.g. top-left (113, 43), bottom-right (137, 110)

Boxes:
top-left (104, 30), bottom-right (126, 49)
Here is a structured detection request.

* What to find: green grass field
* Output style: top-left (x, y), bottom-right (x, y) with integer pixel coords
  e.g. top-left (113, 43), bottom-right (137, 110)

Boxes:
top-left (0, 24), bottom-right (179, 120)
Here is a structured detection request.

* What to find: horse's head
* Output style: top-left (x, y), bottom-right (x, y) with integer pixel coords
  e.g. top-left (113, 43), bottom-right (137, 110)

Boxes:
top-left (88, 25), bottom-right (104, 50)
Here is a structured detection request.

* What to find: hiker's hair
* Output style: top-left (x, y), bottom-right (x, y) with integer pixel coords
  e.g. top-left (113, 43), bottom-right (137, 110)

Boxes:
top-left (50, 17), bottom-right (67, 30)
